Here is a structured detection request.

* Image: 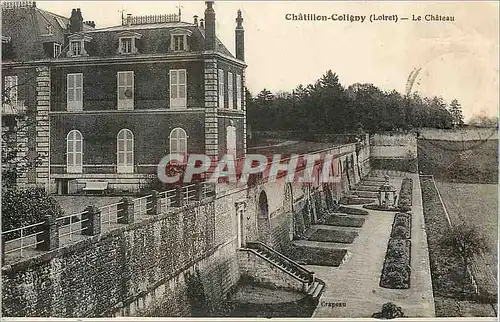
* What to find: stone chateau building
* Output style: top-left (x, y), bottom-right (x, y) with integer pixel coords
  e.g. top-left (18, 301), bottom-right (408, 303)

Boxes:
top-left (2, 0), bottom-right (246, 193)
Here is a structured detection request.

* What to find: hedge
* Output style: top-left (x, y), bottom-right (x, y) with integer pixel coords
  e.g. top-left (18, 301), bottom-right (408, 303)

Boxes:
top-left (391, 213), bottom-right (412, 239)
top-left (398, 177), bottom-right (413, 212)
top-left (380, 239), bottom-right (411, 289)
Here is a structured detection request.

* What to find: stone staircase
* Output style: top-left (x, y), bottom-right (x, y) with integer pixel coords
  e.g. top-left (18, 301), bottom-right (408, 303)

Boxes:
top-left (245, 242), bottom-right (325, 299)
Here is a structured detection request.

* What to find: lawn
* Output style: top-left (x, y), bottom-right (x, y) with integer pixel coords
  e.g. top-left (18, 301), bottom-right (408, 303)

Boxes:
top-left (435, 181), bottom-right (498, 296)
top-left (418, 139), bottom-right (498, 184)
top-left (420, 176), bottom-right (495, 317)
top-left (308, 229), bottom-right (358, 244)
top-left (53, 195), bottom-right (127, 215)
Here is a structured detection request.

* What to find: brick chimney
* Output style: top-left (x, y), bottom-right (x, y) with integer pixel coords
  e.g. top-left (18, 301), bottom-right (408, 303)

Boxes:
top-left (69, 8), bottom-right (83, 33)
top-left (235, 9), bottom-right (244, 61)
top-left (204, 1), bottom-right (216, 50)
top-left (200, 18), bottom-right (204, 28)
top-left (193, 15), bottom-right (198, 26)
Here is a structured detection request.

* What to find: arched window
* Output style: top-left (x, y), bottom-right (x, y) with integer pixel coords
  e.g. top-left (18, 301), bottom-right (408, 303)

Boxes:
top-left (169, 127), bottom-right (187, 155)
top-left (117, 129), bottom-right (134, 173)
top-left (67, 130), bottom-right (83, 173)
top-left (259, 190), bottom-right (269, 218)
top-left (226, 125), bottom-right (236, 157)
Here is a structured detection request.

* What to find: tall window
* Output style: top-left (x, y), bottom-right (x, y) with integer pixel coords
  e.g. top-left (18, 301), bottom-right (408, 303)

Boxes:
top-left (218, 69), bottom-right (225, 108)
top-left (67, 130), bottom-right (83, 173)
top-left (67, 73), bottom-right (83, 111)
top-left (172, 35), bottom-right (185, 51)
top-left (4, 75), bottom-right (18, 105)
top-left (53, 43), bottom-right (61, 58)
top-left (169, 69), bottom-right (187, 108)
top-left (228, 72), bottom-right (234, 109)
top-left (117, 71), bottom-right (134, 110)
top-left (236, 74), bottom-right (242, 110)
top-left (117, 129), bottom-right (134, 173)
top-left (169, 128), bottom-right (187, 155)
top-left (70, 41), bottom-right (82, 56)
top-left (226, 125), bottom-right (236, 157)
top-left (120, 37), bottom-right (132, 53)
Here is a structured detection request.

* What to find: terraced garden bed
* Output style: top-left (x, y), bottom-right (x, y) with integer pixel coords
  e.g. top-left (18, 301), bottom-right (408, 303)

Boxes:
top-left (380, 239), bottom-right (411, 289)
top-left (308, 228), bottom-right (358, 244)
top-left (320, 214), bottom-right (365, 228)
top-left (398, 177), bottom-right (413, 212)
top-left (287, 245), bottom-right (348, 267)
top-left (339, 197), bottom-right (376, 205)
top-left (390, 213), bottom-right (412, 239)
top-left (362, 204), bottom-right (400, 212)
top-left (337, 206), bottom-right (369, 216)
top-left (354, 186), bottom-right (380, 192)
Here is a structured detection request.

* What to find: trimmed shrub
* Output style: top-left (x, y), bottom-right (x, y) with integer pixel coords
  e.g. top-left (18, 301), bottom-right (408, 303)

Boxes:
top-left (380, 239), bottom-right (411, 289)
top-left (390, 213), bottom-right (411, 239)
top-left (398, 177), bottom-right (413, 212)
top-left (392, 226), bottom-right (408, 239)
top-left (372, 302), bottom-right (406, 319)
top-left (2, 187), bottom-right (64, 240)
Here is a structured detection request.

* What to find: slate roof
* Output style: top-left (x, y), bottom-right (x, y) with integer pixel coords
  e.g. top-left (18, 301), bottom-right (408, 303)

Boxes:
top-left (1, 6), bottom-right (68, 61)
top-left (86, 22), bottom-right (234, 58)
top-left (2, 5), bottom-right (235, 62)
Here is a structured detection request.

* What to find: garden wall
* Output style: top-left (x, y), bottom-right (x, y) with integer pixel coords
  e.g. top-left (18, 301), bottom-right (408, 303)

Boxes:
top-left (370, 133), bottom-right (418, 173)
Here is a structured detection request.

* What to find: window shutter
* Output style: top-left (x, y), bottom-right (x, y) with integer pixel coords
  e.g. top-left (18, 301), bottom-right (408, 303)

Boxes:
top-left (117, 71), bottom-right (134, 110)
top-left (67, 73), bottom-right (83, 111)
top-left (5, 76), bottom-right (18, 104)
top-left (236, 74), bottom-right (242, 110)
top-left (218, 69), bottom-right (225, 108)
top-left (228, 72), bottom-right (233, 109)
top-left (169, 69), bottom-right (187, 108)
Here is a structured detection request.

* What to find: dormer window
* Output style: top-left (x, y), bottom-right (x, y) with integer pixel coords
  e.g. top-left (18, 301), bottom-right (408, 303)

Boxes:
top-left (70, 41), bottom-right (82, 56)
top-left (67, 33), bottom-right (92, 57)
top-left (170, 28), bottom-right (192, 52)
top-left (121, 37), bottom-right (132, 53)
top-left (173, 35), bottom-right (185, 51)
top-left (117, 31), bottom-right (142, 55)
top-left (53, 43), bottom-right (62, 58)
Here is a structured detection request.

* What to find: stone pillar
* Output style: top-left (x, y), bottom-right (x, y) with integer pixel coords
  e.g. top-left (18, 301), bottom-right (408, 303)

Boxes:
top-left (117, 197), bottom-right (135, 224)
top-left (242, 70), bottom-right (247, 154)
top-left (235, 9), bottom-right (244, 61)
top-left (36, 215), bottom-right (59, 251)
top-left (81, 205), bottom-right (101, 236)
top-left (35, 66), bottom-right (50, 191)
top-left (149, 190), bottom-right (159, 215)
top-left (204, 56), bottom-right (219, 161)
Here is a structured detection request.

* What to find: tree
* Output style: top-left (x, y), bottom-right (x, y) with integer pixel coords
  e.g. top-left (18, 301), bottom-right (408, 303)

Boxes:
top-left (1, 70), bottom-right (43, 189)
top-left (449, 99), bottom-right (465, 127)
top-left (468, 115), bottom-right (498, 128)
top-left (441, 222), bottom-right (490, 292)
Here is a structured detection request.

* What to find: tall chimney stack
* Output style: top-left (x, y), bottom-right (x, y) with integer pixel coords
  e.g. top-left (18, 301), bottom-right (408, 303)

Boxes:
top-left (200, 19), bottom-right (204, 28)
top-left (204, 1), bottom-right (216, 50)
top-left (235, 9), bottom-right (244, 61)
top-left (193, 15), bottom-right (199, 26)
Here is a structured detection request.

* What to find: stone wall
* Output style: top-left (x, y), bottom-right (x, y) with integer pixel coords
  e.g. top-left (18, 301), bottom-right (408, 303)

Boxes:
top-left (237, 250), bottom-right (304, 292)
top-left (1, 194), bottom-right (242, 317)
top-left (370, 132), bottom-right (418, 173)
top-left (418, 127), bottom-right (498, 141)
top-left (2, 142), bottom-right (363, 318)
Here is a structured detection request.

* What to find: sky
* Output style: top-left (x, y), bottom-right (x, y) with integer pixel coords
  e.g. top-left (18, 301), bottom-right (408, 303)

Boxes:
top-left (37, 1), bottom-right (499, 121)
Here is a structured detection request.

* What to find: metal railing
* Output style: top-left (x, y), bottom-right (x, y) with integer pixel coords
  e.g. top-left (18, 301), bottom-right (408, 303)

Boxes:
top-left (133, 194), bottom-right (153, 216)
top-left (182, 184), bottom-right (197, 204)
top-left (100, 202), bottom-right (124, 227)
top-left (201, 181), bottom-right (215, 199)
top-left (159, 188), bottom-right (177, 213)
top-left (2, 181), bottom-right (217, 262)
top-left (57, 211), bottom-right (89, 243)
top-left (3, 222), bottom-right (45, 257)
